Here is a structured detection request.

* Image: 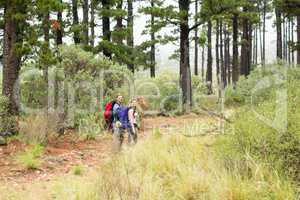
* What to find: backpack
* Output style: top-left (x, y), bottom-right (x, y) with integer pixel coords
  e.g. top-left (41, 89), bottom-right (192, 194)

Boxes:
top-left (103, 101), bottom-right (116, 124)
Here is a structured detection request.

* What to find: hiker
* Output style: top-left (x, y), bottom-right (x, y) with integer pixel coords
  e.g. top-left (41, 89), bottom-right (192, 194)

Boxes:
top-left (127, 99), bottom-right (138, 144)
top-left (112, 98), bottom-right (138, 151)
top-left (103, 95), bottom-right (123, 131)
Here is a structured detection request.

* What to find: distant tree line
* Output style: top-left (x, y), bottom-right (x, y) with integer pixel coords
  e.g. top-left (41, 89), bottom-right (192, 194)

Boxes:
top-left (0, 0), bottom-right (299, 117)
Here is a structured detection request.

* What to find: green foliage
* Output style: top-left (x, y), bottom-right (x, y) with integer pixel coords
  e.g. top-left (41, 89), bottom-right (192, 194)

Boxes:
top-left (77, 113), bottom-right (103, 140)
top-left (225, 66), bottom-right (285, 106)
top-left (16, 144), bottom-right (44, 170)
top-left (0, 95), bottom-right (17, 134)
top-left (218, 67), bottom-right (300, 181)
top-left (72, 165), bottom-right (84, 176)
top-left (136, 70), bottom-right (206, 114)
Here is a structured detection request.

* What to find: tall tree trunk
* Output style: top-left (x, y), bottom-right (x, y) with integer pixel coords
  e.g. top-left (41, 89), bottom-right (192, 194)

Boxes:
top-left (215, 19), bottom-right (220, 86)
top-left (82, 0), bottom-right (89, 46)
top-left (72, 0), bottom-right (80, 44)
top-left (2, 1), bottom-right (26, 116)
top-left (201, 45), bottom-right (205, 81)
top-left (297, 15), bottom-right (300, 65)
top-left (102, 0), bottom-right (111, 58)
top-left (240, 10), bottom-right (251, 77)
top-left (220, 20), bottom-right (226, 88)
top-left (249, 23), bottom-right (253, 69)
top-left (232, 14), bottom-right (239, 86)
top-left (255, 27), bottom-right (258, 65)
top-left (259, 15), bottom-right (263, 64)
top-left (127, 0), bottom-right (134, 72)
top-left (115, 0), bottom-right (123, 45)
top-left (194, 0), bottom-right (198, 76)
top-left (262, 0), bottom-right (266, 66)
top-left (42, 10), bottom-right (50, 111)
top-left (291, 17), bottom-right (294, 65)
top-left (90, 0), bottom-right (95, 47)
top-left (56, 0), bottom-right (63, 45)
top-left (150, 0), bottom-right (155, 78)
top-left (275, 8), bottom-right (282, 60)
top-left (288, 18), bottom-right (291, 64)
top-left (285, 18), bottom-right (288, 61)
top-left (283, 18), bottom-right (286, 61)
top-left (179, 0), bottom-right (192, 112)
top-left (224, 24), bottom-right (230, 84)
top-left (206, 19), bottom-right (213, 94)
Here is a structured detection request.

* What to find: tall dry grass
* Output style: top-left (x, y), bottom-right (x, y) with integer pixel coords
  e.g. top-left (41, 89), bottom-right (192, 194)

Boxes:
top-left (55, 131), bottom-right (297, 200)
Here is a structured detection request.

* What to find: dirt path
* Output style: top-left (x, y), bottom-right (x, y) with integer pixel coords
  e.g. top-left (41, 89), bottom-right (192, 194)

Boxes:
top-left (0, 113), bottom-right (220, 199)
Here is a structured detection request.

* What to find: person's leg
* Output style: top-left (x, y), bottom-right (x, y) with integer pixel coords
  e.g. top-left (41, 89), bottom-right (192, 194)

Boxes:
top-left (112, 125), bottom-right (125, 152)
top-left (128, 126), bottom-right (137, 145)
top-left (133, 124), bottom-right (138, 144)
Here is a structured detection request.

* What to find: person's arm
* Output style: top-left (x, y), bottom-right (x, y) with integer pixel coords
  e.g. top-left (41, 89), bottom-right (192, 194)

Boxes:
top-left (113, 104), bottom-right (120, 121)
top-left (128, 109), bottom-right (135, 133)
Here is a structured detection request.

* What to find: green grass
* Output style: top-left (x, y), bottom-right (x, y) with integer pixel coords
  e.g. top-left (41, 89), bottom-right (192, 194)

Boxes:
top-left (62, 133), bottom-right (296, 200)
top-left (72, 165), bottom-right (84, 176)
top-left (15, 144), bottom-right (44, 170)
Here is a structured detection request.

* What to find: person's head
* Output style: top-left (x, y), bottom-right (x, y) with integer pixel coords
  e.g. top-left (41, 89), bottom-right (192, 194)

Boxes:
top-left (116, 95), bottom-right (123, 104)
top-left (129, 98), bottom-right (137, 108)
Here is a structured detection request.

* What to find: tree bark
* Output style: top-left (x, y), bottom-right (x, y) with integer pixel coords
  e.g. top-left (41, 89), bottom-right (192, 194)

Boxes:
top-left (194, 0), bottom-right (198, 76)
top-left (2, 1), bottom-right (26, 116)
top-left (224, 24), bottom-right (230, 84)
top-left (291, 17), bottom-right (294, 65)
top-left (215, 19), bottom-right (220, 86)
top-left (262, 0), bottom-right (266, 66)
top-left (275, 9), bottom-right (282, 60)
top-left (240, 9), bottom-right (251, 77)
top-left (102, 0), bottom-right (112, 58)
top-left (115, 0), bottom-right (123, 45)
top-left (179, 0), bottom-right (192, 112)
top-left (232, 14), bottom-right (239, 86)
top-left (72, 0), bottom-right (80, 44)
top-left (56, 0), bottom-right (63, 45)
top-left (127, 0), bottom-right (134, 72)
top-left (90, 0), bottom-right (95, 47)
top-left (82, 0), bottom-right (89, 46)
top-left (201, 45), bottom-right (205, 82)
top-left (150, 0), bottom-right (155, 78)
top-left (206, 19), bottom-right (213, 94)
top-left (220, 20), bottom-right (226, 88)
top-left (297, 15), bottom-right (300, 65)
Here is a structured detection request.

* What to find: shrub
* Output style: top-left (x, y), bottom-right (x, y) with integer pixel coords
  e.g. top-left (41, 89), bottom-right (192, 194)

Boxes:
top-left (16, 144), bottom-right (44, 170)
top-left (18, 113), bottom-right (57, 144)
top-left (225, 65), bottom-right (285, 106)
top-left (135, 70), bottom-right (206, 114)
top-left (72, 165), bottom-right (84, 176)
top-left (77, 113), bottom-right (103, 140)
top-left (217, 67), bottom-right (300, 181)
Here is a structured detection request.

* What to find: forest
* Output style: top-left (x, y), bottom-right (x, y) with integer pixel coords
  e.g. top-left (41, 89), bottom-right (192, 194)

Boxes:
top-left (0, 0), bottom-right (300, 199)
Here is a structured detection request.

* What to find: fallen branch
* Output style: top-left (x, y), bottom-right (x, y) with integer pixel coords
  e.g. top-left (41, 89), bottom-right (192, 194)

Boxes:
top-left (199, 107), bottom-right (232, 123)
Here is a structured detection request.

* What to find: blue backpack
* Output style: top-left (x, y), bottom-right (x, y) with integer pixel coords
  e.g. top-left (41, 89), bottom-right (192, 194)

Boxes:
top-left (117, 106), bottom-right (130, 129)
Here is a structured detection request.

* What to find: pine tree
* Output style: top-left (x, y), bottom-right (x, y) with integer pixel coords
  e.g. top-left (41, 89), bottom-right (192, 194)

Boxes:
top-left (82, 0), bottom-right (89, 46)
top-left (2, 0), bottom-right (29, 116)
top-left (72, 0), bottom-right (80, 44)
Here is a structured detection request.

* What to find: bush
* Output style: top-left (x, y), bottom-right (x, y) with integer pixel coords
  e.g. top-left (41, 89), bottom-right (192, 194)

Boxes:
top-left (18, 113), bottom-right (57, 144)
top-left (16, 144), bottom-right (44, 170)
top-left (225, 65), bottom-right (286, 106)
top-left (217, 67), bottom-right (300, 181)
top-left (135, 70), bottom-right (206, 114)
top-left (72, 165), bottom-right (84, 176)
top-left (77, 113), bottom-right (104, 140)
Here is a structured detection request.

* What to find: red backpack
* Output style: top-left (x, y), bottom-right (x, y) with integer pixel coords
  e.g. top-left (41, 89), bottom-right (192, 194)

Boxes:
top-left (103, 101), bottom-right (116, 124)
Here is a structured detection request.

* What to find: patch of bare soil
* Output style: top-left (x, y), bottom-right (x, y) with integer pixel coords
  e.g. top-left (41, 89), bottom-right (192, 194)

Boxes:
top-left (0, 114), bottom-right (216, 185)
